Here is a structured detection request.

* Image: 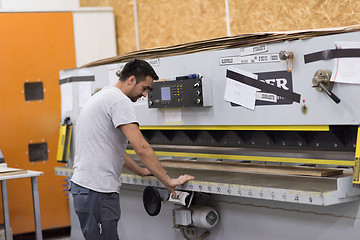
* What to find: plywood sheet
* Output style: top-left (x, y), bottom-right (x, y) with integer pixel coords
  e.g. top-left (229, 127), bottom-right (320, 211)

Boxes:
top-left (137, 0), bottom-right (227, 50)
top-left (229, 0), bottom-right (360, 35)
top-left (112, 0), bottom-right (138, 54)
top-left (83, 25), bottom-right (360, 67)
top-left (160, 160), bottom-right (343, 177)
top-left (0, 164), bottom-right (28, 176)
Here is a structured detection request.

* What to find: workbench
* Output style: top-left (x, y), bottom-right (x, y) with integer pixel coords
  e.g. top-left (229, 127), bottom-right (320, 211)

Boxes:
top-left (0, 167), bottom-right (43, 240)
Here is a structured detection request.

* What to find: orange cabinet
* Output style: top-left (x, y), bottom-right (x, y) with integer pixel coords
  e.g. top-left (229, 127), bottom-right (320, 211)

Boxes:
top-left (0, 12), bottom-right (76, 234)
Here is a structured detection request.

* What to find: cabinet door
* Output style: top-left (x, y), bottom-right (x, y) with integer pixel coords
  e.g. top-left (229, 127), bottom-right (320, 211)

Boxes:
top-left (0, 12), bottom-right (76, 234)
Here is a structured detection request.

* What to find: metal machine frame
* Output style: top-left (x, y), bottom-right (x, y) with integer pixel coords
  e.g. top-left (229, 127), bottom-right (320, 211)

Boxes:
top-left (56, 27), bottom-right (360, 240)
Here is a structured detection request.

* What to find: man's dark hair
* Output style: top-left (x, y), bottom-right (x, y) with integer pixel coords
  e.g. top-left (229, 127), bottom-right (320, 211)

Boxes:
top-left (119, 59), bottom-right (159, 83)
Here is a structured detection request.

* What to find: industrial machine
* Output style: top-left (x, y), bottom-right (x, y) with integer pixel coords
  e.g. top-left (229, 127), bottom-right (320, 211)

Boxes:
top-left (56, 26), bottom-right (360, 239)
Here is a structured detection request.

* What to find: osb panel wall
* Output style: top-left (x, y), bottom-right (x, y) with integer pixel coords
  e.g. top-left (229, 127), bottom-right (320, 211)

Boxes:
top-left (230, 0), bottom-right (360, 34)
top-left (80, 0), bottom-right (113, 6)
top-left (81, 0), bottom-right (360, 55)
top-left (80, 0), bottom-right (137, 54)
top-left (137, 0), bottom-right (227, 50)
top-left (112, 0), bottom-right (137, 54)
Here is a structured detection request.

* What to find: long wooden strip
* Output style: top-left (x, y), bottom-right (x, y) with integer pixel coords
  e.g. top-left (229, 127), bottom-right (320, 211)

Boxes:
top-left (160, 160), bottom-right (343, 177)
top-left (0, 169), bottom-right (28, 177)
top-left (83, 26), bottom-right (360, 67)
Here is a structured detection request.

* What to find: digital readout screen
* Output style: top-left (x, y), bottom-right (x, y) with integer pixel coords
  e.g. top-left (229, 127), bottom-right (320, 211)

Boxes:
top-left (161, 87), bottom-right (171, 101)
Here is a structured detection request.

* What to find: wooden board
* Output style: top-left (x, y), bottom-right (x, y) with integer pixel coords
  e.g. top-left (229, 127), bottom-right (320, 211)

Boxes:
top-left (160, 160), bottom-right (343, 177)
top-left (0, 168), bottom-right (28, 177)
top-left (0, 164), bottom-right (28, 177)
top-left (82, 25), bottom-right (360, 67)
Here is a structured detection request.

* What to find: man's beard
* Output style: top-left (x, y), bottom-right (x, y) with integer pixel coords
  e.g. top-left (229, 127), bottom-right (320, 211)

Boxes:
top-left (130, 95), bottom-right (141, 102)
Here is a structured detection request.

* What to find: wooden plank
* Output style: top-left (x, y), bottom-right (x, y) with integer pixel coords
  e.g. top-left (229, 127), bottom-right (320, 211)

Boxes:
top-left (0, 169), bottom-right (28, 177)
top-left (160, 160), bottom-right (343, 177)
top-left (0, 165), bottom-right (28, 177)
top-left (82, 26), bottom-right (360, 67)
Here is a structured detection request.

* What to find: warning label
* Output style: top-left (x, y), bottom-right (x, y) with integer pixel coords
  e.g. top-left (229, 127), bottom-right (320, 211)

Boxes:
top-left (220, 54), bottom-right (280, 66)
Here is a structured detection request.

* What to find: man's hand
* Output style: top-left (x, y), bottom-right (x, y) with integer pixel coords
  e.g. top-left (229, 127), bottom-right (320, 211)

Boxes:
top-left (165, 174), bottom-right (195, 196)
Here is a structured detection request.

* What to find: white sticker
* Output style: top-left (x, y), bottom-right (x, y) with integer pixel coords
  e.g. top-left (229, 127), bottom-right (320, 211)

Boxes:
top-left (220, 54), bottom-right (280, 66)
top-left (256, 92), bottom-right (277, 103)
top-left (164, 109), bottom-right (182, 124)
top-left (240, 44), bottom-right (268, 56)
top-left (147, 58), bottom-right (160, 66)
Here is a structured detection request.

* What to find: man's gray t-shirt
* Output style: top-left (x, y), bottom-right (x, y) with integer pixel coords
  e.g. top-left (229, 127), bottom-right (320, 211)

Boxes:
top-left (71, 86), bottom-right (137, 193)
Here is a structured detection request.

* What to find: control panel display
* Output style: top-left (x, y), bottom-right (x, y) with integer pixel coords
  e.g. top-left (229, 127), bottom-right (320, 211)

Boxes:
top-left (161, 87), bottom-right (171, 101)
top-left (148, 78), bottom-right (211, 108)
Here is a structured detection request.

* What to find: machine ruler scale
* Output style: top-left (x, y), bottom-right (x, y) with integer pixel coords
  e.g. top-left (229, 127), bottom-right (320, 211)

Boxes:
top-left (55, 166), bottom-right (360, 206)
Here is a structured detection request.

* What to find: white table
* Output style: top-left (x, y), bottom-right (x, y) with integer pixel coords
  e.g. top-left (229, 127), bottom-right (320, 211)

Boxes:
top-left (0, 170), bottom-right (43, 240)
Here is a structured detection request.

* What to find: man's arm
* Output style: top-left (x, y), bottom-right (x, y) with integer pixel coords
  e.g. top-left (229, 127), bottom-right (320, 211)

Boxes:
top-left (120, 123), bottom-right (194, 195)
top-left (123, 152), bottom-right (152, 176)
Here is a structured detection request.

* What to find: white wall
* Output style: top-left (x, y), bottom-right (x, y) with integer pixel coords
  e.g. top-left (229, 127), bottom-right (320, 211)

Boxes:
top-left (0, 0), bottom-right (79, 10)
top-left (73, 9), bottom-right (117, 67)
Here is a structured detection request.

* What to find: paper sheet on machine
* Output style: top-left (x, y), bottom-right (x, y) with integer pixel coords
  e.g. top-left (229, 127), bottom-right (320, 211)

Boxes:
top-left (224, 67), bottom-right (258, 110)
top-left (330, 42), bottom-right (360, 84)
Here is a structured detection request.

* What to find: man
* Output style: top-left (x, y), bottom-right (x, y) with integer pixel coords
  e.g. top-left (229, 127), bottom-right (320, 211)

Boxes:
top-left (70, 59), bottom-right (195, 239)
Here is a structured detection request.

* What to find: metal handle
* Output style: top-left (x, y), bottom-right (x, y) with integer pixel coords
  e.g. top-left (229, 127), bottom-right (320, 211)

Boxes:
top-left (318, 83), bottom-right (341, 104)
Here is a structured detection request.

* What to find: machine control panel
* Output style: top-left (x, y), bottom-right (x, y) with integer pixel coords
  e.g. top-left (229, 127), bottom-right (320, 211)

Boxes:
top-left (148, 78), bottom-right (212, 108)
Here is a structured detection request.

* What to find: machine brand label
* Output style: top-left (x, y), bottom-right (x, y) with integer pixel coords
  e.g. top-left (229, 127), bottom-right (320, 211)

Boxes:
top-left (240, 44), bottom-right (268, 56)
top-left (219, 54), bottom-right (280, 66)
top-left (231, 70), bottom-right (294, 107)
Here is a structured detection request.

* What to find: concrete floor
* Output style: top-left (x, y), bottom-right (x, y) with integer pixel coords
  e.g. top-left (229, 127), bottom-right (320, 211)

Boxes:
top-left (13, 227), bottom-right (70, 240)
top-left (45, 237), bottom-right (70, 240)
